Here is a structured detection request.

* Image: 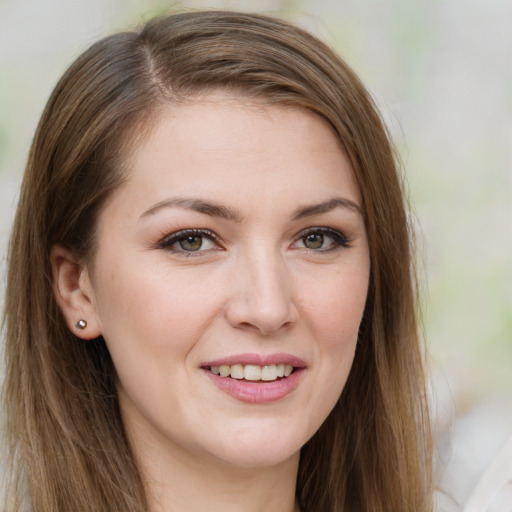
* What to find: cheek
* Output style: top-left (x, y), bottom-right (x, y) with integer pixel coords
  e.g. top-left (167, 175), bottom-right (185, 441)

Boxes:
top-left (299, 266), bottom-right (369, 348)
top-left (296, 269), bottom-right (368, 441)
top-left (91, 262), bottom-right (227, 417)
top-left (92, 259), bottom-right (222, 353)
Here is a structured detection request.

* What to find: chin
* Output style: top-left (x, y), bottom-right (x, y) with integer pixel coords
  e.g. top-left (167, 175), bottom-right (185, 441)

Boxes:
top-left (200, 421), bottom-right (310, 470)
top-left (216, 445), bottom-right (301, 470)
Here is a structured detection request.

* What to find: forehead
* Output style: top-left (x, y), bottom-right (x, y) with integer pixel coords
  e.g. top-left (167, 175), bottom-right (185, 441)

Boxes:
top-left (108, 91), bottom-right (361, 221)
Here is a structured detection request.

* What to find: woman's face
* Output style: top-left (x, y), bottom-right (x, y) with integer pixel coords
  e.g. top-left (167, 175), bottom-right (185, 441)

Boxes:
top-left (83, 93), bottom-right (370, 470)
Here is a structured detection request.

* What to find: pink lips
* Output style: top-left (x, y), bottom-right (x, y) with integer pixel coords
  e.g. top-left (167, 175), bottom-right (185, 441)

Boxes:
top-left (201, 353), bottom-right (306, 404)
top-left (202, 353), bottom-right (306, 368)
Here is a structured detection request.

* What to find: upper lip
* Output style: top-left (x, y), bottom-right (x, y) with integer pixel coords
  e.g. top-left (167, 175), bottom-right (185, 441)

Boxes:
top-left (201, 353), bottom-right (306, 368)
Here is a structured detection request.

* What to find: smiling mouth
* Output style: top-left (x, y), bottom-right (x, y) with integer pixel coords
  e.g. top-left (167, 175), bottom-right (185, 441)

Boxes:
top-left (208, 364), bottom-right (295, 382)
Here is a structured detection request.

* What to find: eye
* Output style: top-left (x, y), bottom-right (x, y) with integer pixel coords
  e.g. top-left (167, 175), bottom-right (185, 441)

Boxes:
top-left (159, 229), bottom-right (219, 254)
top-left (302, 232), bottom-right (326, 250)
top-left (292, 227), bottom-right (349, 252)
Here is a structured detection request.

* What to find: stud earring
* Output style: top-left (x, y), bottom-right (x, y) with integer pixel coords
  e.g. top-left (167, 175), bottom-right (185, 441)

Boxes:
top-left (75, 319), bottom-right (87, 330)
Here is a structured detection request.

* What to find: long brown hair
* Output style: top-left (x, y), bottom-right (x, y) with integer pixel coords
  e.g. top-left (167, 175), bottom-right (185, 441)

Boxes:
top-left (2, 10), bottom-right (432, 511)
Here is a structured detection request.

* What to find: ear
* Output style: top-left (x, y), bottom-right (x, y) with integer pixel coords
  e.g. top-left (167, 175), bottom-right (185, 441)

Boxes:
top-left (50, 244), bottom-right (102, 340)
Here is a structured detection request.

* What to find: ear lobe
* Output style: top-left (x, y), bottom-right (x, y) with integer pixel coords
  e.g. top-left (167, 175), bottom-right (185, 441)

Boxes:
top-left (50, 244), bottom-right (102, 340)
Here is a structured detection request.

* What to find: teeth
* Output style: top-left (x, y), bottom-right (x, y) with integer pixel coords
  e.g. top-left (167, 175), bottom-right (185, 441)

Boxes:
top-left (244, 364), bottom-right (261, 381)
top-left (261, 365), bottom-right (277, 381)
top-left (209, 364), bottom-right (296, 381)
top-left (231, 364), bottom-right (244, 379)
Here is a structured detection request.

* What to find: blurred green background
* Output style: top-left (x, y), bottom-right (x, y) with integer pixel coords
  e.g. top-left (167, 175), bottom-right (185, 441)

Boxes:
top-left (1, 0), bottom-right (511, 508)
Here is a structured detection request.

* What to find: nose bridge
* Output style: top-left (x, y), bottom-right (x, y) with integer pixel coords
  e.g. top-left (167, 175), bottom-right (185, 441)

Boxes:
top-left (227, 242), bottom-right (297, 334)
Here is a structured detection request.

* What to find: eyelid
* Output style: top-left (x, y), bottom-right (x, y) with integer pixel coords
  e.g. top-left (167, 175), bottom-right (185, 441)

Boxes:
top-left (156, 226), bottom-right (349, 255)
top-left (291, 226), bottom-right (350, 251)
top-left (158, 228), bottom-right (223, 253)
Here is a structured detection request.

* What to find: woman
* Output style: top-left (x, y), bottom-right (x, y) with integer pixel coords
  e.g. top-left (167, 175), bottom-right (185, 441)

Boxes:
top-left (2, 10), bottom-right (433, 512)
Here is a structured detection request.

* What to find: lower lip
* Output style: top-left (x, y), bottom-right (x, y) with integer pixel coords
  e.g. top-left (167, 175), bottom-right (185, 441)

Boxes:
top-left (203, 368), bottom-right (304, 404)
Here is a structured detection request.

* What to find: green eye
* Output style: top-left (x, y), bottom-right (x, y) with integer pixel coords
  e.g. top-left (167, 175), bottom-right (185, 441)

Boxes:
top-left (302, 233), bottom-right (324, 249)
top-left (159, 229), bottom-right (218, 254)
top-left (179, 235), bottom-right (203, 251)
top-left (292, 228), bottom-right (350, 252)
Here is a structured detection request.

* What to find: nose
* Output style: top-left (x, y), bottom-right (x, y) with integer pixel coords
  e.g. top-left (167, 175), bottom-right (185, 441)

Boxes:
top-left (225, 248), bottom-right (298, 336)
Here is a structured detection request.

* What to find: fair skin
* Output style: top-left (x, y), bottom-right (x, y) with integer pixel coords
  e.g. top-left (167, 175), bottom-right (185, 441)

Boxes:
top-left (52, 93), bottom-right (370, 512)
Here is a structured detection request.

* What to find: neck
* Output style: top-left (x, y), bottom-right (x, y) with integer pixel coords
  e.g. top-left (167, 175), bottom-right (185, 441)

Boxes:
top-left (131, 430), bottom-right (301, 512)
top-left (150, 462), bottom-right (300, 512)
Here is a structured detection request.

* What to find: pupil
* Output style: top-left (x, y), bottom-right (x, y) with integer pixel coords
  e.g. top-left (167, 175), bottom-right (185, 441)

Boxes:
top-left (180, 236), bottom-right (202, 251)
top-left (304, 233), bottom-right (324, 249)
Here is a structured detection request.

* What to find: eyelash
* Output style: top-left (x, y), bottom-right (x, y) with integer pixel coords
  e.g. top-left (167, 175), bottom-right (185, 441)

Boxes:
top-left (292, 227), bottom-right (350, 253)
top-left (158, 228), bottom-right (221, 256)
top-left (157, 227), bottom-right (350, 256)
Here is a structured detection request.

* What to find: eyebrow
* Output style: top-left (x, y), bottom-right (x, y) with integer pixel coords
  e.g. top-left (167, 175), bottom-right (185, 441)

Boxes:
top-left (140, 197), bottom-right (243, 222)
top-left (292, 197), bottom-right (363, 220)
top-left (140, 196), bottom-right (363, 222)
